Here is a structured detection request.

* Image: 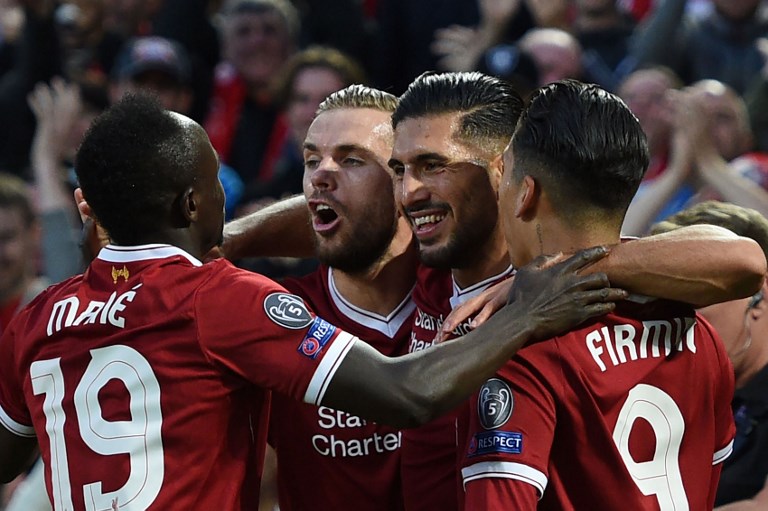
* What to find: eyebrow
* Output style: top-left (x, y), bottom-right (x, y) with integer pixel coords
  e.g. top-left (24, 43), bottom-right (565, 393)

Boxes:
top-left (303, 143), bottom-right (378, 159)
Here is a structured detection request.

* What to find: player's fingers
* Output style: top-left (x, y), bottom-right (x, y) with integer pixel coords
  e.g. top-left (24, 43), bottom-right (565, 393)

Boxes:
top-left (577, 287), bottom-right (628, 304)
top-left (469, 297), bottom-right (503, 329)
top-left (580, 301), bottom-right (618, 320)
top-left (557, 245), bottom-right (610, 274)
top-left (569, 272), bottom-right (611, 291)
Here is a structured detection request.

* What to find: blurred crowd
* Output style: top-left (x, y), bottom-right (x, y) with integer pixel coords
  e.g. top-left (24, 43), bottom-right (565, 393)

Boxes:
top-left (2, 0), bottom-right (768, 508)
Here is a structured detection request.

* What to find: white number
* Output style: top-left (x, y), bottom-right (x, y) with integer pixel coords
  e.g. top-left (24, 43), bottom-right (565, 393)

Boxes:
top-left (31, 358), bottom-right (74, 511)
top-left (612, 384), bottom-right (688, 510)
top-left (31, 346), bottom-right (164, 510)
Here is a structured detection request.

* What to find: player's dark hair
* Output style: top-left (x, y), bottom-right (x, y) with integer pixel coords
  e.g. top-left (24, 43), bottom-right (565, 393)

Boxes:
top-left (318, 84), bottom-right (398, 114)
top-left (511, 79), bottom-right (649, 221)
top-left (0, 172), bottom-right (35, 226)
top-left (392, 71), bottom-right (523, 155)
top-left (75, 93), bottom-right (200, 245)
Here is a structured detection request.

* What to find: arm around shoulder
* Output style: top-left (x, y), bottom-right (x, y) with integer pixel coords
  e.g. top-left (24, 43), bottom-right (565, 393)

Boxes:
top-left (594, 225), bottom-right (766, 306)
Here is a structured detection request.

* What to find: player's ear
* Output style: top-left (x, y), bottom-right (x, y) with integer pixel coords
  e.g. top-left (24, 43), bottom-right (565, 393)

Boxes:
top-left (489, 154), bottom-right (503, 192)
top-left (179, 186), bottom-right (197, 225)
top-left (515, 175), bottom-right (538, 220)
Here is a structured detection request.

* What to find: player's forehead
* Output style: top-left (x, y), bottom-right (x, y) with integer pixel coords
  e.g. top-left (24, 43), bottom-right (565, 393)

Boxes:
top-left (304, 108), bottom-right (393, 154)
top-left (391, 111), bottom-right (475, 162)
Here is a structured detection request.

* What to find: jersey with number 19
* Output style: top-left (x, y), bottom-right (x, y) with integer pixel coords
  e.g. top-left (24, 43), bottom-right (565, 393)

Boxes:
top-left (461, 301), bottom-right (735, 510)
top-left (0, 244), bottom-right (358, 511)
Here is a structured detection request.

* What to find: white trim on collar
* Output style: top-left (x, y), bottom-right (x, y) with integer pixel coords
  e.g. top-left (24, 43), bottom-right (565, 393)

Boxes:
top-left (97, 244), bottom-right (203, 267)
top-left (328, 267), bottom-right (416, 338)
top-left (451, 265), bottom-right (515, 308)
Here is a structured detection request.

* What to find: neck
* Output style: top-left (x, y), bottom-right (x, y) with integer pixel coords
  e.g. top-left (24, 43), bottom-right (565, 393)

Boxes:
top-left (452, 228), bottom-right (510, 289)
top-left (332, 228), bottom-right (419, 316)
top-left (530, 215), bottom-right (621, 263)
top-left (119, 231), bottom-right (206, 260)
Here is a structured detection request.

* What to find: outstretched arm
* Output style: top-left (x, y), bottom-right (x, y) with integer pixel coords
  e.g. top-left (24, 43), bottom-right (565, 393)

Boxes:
top-left (596, 224), bottom-right (766, 306)
top-left (324, 247), bottom-right (627, 428)
top-left (440, 224), bottom-right (766, 335)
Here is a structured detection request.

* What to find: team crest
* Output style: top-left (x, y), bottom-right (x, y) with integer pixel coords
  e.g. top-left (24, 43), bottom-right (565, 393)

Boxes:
top-left (111, 265), bottom-right (129, 284)
top-left (264, 293), bottom-right (313, 329)
top-left (478, 378), bottom-right (513, 430)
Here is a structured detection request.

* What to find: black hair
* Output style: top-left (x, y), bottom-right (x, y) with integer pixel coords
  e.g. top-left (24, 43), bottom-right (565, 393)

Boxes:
top-left (75, 93), bottom-right (200, 245)
top-left (392, 71), bottom-right (524, 155)
top-left (511, 79), bottom-right (649, 220)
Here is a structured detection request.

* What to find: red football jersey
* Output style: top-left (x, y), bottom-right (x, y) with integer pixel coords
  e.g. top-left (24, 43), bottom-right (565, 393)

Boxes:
top-left (461, 301), bottom-right (735, 511)
top-left (0, 245), bottom-right (358, 511)
top-left (402, 264), bottom-right (514, 511)
top-left (270, 266), bottom-right (415, 510)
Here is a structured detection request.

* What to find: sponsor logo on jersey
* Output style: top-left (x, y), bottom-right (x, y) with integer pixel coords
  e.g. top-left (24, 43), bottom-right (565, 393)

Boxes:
top-left (478, 378), bottom-right (513, 429)
top-left (111, 265), bottom-right (129, 284)
top-left (467, 431), bottom-right (523, 457)
top-left (264, 293), bottom-right (314, 329)
top-left (298, 317), bottom-right (337, 359)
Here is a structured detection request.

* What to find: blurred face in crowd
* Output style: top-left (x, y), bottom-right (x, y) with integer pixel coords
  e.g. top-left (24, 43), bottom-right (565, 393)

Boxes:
top-left (390, 112), bottom-right (501, 270)
top-left (698, 284), bottom-right (768, 387)
top-left (520, 30), bottom-right (582, 86)
top-left (618, 69), bottom-right (675, 155)
top-left (694, 80), bottom-right (753, 161)
top-left (0, 206), bottom-right (36, 303)
top-left (302, 108), bottom-right (401, 272)
top-left (713, 0), bottom-right (761, 22)
top-left (224, 8), bottom-right (293, 90)
top-left (112, 70), bottom-right (193, 114)
top-left (287, 66), bottom-right (347, 147)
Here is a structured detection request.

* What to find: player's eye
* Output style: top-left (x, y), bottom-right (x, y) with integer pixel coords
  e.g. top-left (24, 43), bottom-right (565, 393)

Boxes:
top-left (343, 157), bottom-right (365, 166)
top-left (304, 157), bottom-right (320, 170)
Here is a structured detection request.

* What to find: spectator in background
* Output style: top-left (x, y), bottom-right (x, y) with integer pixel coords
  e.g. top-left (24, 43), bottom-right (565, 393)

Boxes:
top-left (651, 201), bottom-right (768, 508)
top-left (518, 28), bottom-right (585, 86)
top-left (112, 35), bottom-right (244, 218)
top-left (110, 35), bottom-right (193, 113)
top-left (27, 78), bottom-right (106, 284)
top-left (617, 66), bottom-right (682, 181)
top-left (205, 0), bottom-right (298, 195)
top-left (623, 79), bottom-right (768, 235)
top-left (53, 0), bottom-right (125, 87)
top-left (373, 0), bottom-right (479, 94)
top-left (0, 174), bottom-right (51, 510)
top-left (0, 0), bottom-right (61, 178)
top-left (238, 46), bottom-right (365, 280)
top-left (633, 0), bottom-right (768, 95)
top-left (244, 45), bottom-right (367, 209)
top-left (572, 0), bottom-right (637, 90)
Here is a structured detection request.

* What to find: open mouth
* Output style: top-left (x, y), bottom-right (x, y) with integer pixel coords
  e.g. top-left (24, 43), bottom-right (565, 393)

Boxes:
top-left (408, 212), bottom-right (447, 238)
top-left (311, 202), bottom-right (341, 233)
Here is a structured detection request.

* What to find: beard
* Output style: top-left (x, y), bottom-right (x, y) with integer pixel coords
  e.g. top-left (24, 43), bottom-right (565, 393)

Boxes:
top-left (417, 199), bottom-right (499, 271)
top-left (315, 207), bottom-right (399, 274)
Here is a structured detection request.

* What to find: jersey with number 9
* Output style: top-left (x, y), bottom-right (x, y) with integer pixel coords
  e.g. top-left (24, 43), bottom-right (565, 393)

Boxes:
top-left (461, 300), bottom-right (735, 511)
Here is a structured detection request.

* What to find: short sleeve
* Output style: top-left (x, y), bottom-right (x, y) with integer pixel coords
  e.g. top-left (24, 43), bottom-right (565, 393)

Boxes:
top-left (461, 348), bottom-right (559, 510)
top-left (195, 262), bottom-right (357, 405)
top-left (712, 331), bottom-right (736, 465)
top-left (0, 317), bottom-right (35, 438)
